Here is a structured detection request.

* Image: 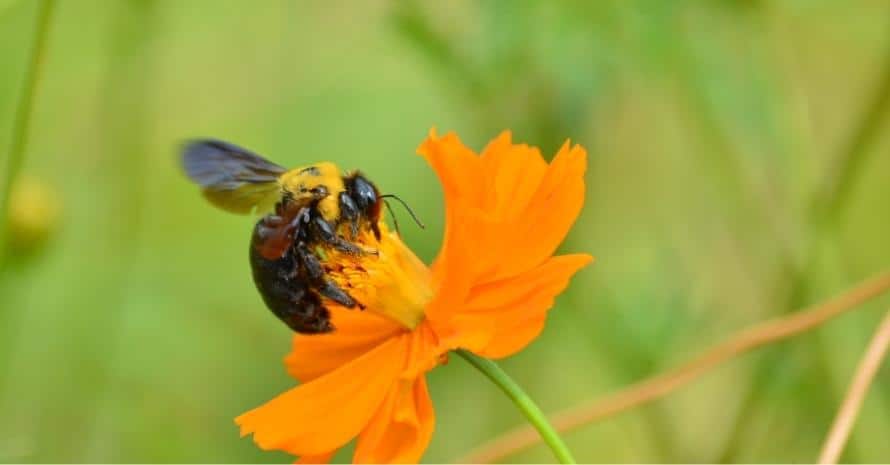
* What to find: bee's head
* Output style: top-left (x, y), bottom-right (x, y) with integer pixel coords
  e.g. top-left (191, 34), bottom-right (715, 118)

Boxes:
top-left (343, 173), bottom-right (382, 239)
top-left (342, 172), bottom-right (424, 241)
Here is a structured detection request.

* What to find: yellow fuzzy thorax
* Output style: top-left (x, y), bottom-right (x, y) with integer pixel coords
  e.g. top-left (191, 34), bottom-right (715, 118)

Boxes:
top-left (277, 161), bottom-right (344, 222)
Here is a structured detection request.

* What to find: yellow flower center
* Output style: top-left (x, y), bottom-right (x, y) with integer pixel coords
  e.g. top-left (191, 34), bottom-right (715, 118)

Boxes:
top-left (322, 224), bottom-right (433, 329)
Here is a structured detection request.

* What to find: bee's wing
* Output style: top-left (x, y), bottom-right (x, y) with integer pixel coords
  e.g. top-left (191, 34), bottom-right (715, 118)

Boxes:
top-left (182, 139), bottom-right (287, 215)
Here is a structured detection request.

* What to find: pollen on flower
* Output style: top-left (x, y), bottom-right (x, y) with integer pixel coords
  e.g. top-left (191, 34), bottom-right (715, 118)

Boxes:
top-left (322, 223), bottom-right (433, 330)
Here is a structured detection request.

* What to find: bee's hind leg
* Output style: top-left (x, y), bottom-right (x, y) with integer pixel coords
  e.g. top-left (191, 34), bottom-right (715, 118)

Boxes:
top-left (294, 242), bottom-right (359, 309)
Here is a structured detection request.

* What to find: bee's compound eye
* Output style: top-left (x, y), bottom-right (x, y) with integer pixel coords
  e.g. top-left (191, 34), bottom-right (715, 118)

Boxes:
top-left (351, 176), bottom-right (378, 210)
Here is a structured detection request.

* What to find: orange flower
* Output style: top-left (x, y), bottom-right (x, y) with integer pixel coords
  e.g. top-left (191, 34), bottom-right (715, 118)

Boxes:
top-left (235, 129), bottom-right (593, 463)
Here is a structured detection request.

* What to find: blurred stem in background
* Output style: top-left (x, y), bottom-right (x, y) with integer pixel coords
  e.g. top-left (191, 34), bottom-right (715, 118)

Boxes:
top-left (810, 47), bottom-right (890, 229)
top-left (0, 0), bottom-right (56, 415)
top-left (456, 350), bottom-right (577, 464)
top-left (0, 0), bottom-right (56, 271)
top-left (673, 8), bottom-right (801, 266)
top-left (389, 0), bottom-right (492, 136)
top-left (818, 309), bottom-right (890, 464)
top-left (390, 0), bottom-right (602, 154)
top-left (673, 24), bottom-right (755, 228)
top-left (54, 1), bottom-right (158, 459)
top-left (719, 27), bottom-right (890, 462)
top-left (390, 0), bottom-right (489, 102)
top-left (458, 270), bottom-right (890, 463)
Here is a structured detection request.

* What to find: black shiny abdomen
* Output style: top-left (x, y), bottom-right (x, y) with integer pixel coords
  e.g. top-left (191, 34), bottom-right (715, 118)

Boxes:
top-left (249, 217), bottom-right (334, 334)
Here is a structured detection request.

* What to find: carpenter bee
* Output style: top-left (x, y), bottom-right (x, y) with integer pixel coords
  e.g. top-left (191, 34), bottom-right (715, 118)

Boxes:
top-left (181, 139), bottom-right (422, 334)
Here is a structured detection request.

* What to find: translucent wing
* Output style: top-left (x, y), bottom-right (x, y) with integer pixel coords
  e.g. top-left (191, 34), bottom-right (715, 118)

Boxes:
top-left (181, 139), bottom-right (286, 214)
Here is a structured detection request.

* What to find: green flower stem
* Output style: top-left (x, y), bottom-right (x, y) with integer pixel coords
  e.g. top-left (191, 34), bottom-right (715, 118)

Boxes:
top-left (456, 349), bottom-right (576, 464)
top-left (0, 0), bottom-right (56, 265)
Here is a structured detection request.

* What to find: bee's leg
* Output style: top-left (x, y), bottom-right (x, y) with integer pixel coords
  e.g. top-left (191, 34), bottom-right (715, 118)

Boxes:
top-left (283, 290), bottom-right (334, 334)
top-left (319, 280), bottom-right (365, 310)
top-left (277, 208), bottom-right (314, 280)
top-left (295, 242), bottom-right (358, 309)
top-left (261, 214), bottom-right (285, 227)
top-left (286, 185), bottom-right (329, 210)
top-left (311, 216), bottom-right (374, 255)
top-left (286, 207), bottom-right (313, 241)
top-left (338, 192), bottom-right (360, 240)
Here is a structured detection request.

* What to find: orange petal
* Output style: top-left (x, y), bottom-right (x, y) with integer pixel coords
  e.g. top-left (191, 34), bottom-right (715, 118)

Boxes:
top-left (453, 254), bottom-right (593, 357)
top-left (400, 320), bottom-right (443, 379)
top-left (417, 129), bottom-right (483, 206)
top-left (477, 313), bottom-right (548, 359)
top-left (353, 376), bottom-right (435, 464)
top-left (286, 306), bottom-right (402, 383)
top-left (479, 131), bottom-right (549, 219)
top-left (420, 131), bottom-right (590, 336)
top-left (418, 130), bottom-right (494, 287)
top-left (488, 141), bottom-right (587, 280)
top-left (236, 335), bottom-right (406, 456)
top-left (424, 131), bottom-right (586, 280)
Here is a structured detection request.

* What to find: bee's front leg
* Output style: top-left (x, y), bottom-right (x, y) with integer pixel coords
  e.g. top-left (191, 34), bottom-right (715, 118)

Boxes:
top-left (275, 207), bottom-right (313, 280)
top-left (310, 216), bottom-right (375, 255)
top-left (338, 191), bottom-right (361, 240)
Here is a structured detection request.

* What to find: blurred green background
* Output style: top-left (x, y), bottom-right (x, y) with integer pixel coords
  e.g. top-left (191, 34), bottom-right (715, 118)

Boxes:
top-left (2, 0), bottom-right (889, 463)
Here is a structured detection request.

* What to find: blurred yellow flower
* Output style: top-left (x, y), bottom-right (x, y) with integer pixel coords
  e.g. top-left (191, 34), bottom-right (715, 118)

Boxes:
top-left (6, 174), bottom-right (61, 256)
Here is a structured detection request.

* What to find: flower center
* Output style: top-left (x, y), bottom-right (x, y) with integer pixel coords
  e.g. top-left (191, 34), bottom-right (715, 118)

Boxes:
top-left (321, 224), bottom-right (433, 329)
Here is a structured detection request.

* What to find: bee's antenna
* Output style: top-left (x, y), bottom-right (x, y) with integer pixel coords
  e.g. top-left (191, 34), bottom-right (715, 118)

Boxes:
top-left (380, 194), bottom-right (425, 229)
top-left (382, 199), bottom-right (401, 236)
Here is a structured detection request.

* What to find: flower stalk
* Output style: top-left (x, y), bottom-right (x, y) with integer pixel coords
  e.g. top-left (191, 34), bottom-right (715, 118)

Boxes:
top-left (456, 349), bottom-right (577, 464)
